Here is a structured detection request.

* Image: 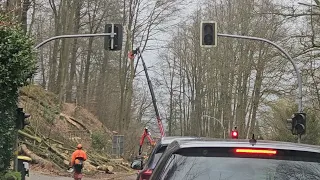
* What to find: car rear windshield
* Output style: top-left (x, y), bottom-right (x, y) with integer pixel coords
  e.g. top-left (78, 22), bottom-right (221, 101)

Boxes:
top-left (149, 145), bottom-right (167, 169)
top-left (160, 147), bottom-right (320, 180)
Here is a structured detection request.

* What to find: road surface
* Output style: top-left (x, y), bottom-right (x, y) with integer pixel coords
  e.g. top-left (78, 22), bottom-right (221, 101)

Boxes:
top-left (28, 172), bottom-right (137, 180)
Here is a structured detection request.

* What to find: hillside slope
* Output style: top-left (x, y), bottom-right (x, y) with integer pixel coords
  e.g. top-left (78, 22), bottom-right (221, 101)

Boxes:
top-left (17, 85), bottom-right (130, 174)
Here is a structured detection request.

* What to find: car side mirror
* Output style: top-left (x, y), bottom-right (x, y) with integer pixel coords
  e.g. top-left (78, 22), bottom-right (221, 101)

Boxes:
top-left (131, 159), bottom-right (143, 170)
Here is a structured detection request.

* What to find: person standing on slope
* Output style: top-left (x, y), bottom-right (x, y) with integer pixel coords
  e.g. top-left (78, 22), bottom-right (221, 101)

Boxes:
top-left (69, 144), bottom-right (87, 180)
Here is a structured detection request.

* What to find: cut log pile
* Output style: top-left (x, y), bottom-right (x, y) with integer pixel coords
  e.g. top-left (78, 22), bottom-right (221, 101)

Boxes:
top-left (17, 86), bottom-right (133, 175)
top-left (18, 126), bottom-right (132, 174)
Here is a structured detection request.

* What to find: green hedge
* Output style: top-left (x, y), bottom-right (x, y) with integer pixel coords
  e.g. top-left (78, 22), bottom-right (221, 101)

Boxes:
top-left (0, 15), bottom-right (37, 172)
top-left (0, 171), bottom-right (21, 180)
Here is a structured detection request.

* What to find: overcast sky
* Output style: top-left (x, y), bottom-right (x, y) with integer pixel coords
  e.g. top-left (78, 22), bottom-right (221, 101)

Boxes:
top-left (137, 0), bottom-right (315, 134)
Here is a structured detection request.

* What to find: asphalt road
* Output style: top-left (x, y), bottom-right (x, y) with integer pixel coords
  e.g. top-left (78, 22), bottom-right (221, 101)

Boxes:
top-left (28, 172), bottom-right (137, 180)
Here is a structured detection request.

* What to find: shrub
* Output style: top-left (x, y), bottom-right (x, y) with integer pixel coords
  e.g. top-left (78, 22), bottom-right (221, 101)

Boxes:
top-left (91, 132), bottom-right (108, 151)
top-left (0, 171), bottom-right (21, 180)
top-left (0, 15), bottom-right (37, 172)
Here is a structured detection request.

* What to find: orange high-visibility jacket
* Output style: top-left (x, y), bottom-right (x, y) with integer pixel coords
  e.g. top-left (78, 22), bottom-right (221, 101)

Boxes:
top-left (70, 149), bottom-right (87, 166)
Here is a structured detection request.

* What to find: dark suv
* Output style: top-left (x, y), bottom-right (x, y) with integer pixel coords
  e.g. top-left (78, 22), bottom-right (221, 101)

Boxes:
top-left (132, 136), bottom-right (198, 180)
top-left (150, 138), bottom-right (320, 180)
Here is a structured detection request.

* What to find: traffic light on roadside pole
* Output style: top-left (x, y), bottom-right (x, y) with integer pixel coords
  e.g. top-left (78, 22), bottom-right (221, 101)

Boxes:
top-left (16, 108), bottom-right (31, 130)
top-left (231, 127), bottom-right (239, 139)
top-left (293, 113), bottom-right (306, 135)
top-left (287, 113), bottom-right (306, 135)
top-left (200, 21), bottom-right (217, 48)
top-left (104, 24), bottom-right (123, 51)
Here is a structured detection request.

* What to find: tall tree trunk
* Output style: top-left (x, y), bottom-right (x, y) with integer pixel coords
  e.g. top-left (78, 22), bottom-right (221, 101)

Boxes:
top-left (66, 0), bottom-right (82, 103)
top-left (21, 0), bottom-right (31, 33)
top-left (82, 37), bottom-right (94, 106)
top-left (48, 1), bottom-right (61, 93)
top-left (97, 50), bottom-right (109, 124)
top-left (56, 0), bottom-right (73, 103)
top-left (119, 0), bottom-right (134, 132)
top-left (246, 45), bottom-right (266, 138)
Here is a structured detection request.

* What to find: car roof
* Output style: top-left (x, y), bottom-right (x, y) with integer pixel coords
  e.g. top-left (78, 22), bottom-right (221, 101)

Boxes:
top-left (171, 138), bottom-right (320, 153)
top-left (160, 136), bottom-right (199, 145)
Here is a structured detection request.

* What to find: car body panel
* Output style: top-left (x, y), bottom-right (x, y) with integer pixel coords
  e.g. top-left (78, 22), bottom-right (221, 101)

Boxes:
top-left (150, 138), bottom-right (320, 180)
top-left (136, 136), bottom-right (199, 180)
top-left (176, 139), bottom-right (320, 153)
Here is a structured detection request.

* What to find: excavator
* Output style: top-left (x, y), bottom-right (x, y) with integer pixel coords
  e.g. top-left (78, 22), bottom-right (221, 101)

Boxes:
top-left (138, 127), bottom-right (155, 155)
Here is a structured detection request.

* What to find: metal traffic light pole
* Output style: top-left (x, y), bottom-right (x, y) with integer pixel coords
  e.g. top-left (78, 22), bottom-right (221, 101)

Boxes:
top-left (35, 23), bottom-right (123, 50)
top-left (34, 33), bottom-right (115, 49)
top-left (217, 33), bottom-right (303, 143)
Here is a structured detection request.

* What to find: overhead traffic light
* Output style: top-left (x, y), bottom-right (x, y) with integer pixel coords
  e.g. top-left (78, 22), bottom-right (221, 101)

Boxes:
top-left (231, 127), bottom-right (238, 139)
top-left (104, 24), bottom-right (123, 51)
top-left (200, 21), bottom-right (217, 48)
top-left (16, 108), bottom-right (30, 130)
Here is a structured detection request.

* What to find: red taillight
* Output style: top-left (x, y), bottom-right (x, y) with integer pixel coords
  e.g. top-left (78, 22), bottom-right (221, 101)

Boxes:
top-left (231, 130), bottom-right (238, 139)
top-left (232, 131), bottom-right (238, 136)
top-left (235, 148), bottom-right (277, 155)
top-left (139, 169), bottom-right (153, 180)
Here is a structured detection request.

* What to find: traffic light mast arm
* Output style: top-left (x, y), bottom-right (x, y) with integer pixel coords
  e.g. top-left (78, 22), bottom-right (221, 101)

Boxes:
top-left (217, 33), bottom-right (303, 113)
top-left (34, 33), bottom-right (115, 49)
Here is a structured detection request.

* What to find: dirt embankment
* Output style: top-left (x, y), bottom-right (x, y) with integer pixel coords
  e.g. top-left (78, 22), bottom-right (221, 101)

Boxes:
top-left (17, 85), bottom-right (133, 175)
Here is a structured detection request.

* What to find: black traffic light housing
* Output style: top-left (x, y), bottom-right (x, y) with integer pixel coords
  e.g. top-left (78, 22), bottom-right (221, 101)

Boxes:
top-left (104, 24), bottom-right (123, 51)
top-left (16, 108), bottom-right (30, 130)
top-left (200, 21), bottom-right (217, 47)
top-left (292, 113), bottom-right (306, 135)
top-left (231, 126), bottom-right (238, 139)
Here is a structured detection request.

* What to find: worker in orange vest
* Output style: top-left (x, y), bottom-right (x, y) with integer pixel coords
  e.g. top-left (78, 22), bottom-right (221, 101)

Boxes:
top-left (69, 144), bottom-right (87, 180)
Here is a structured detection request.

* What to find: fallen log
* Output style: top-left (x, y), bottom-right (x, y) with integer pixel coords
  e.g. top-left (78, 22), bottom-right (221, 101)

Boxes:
top-left (121, 162), bottom-right (130, 167)
top-left (18, 130), bottom-right (42, 143)
top-left (45, 137), bottom-right (64, 145)
top-left (87, 157), bottom-right (105, 167)
top-left (115, 163), bottom-right (133, 172)
top-left (109, 158), bottom-right (123, 163)
top-left (95, 153), bottom-right (110, 162)
top-left (42, 139), bottom-right (70, 165)
top-left (83, 161), bottom-right (96, 172)
top-left (23, 141), bottom-right (66, 170)
top-left (49, 146), bottom-right (69, 160)
top-left (97, 165), bottom-right (114, 174)
top-left (60, 113), bottom-right (81, 130)
top-left (21, 144), bottom-right (61, 170)
top-left (23, 127), bottom-right (35, 136)
top-left (69, 116), bottom-right (91, 134)
top-left (55, 144), bottom-right (74, 152)
top-left (48, 154), bottom-right (68, 169)
top-left (88, 153), bottom-right (109, 163)
top-left (20, 140), bottom-right (47, 153)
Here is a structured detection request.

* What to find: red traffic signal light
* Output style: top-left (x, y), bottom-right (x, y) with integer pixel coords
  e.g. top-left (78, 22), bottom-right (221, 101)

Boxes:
top-left (231, 130), bottom-right (238, 139)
